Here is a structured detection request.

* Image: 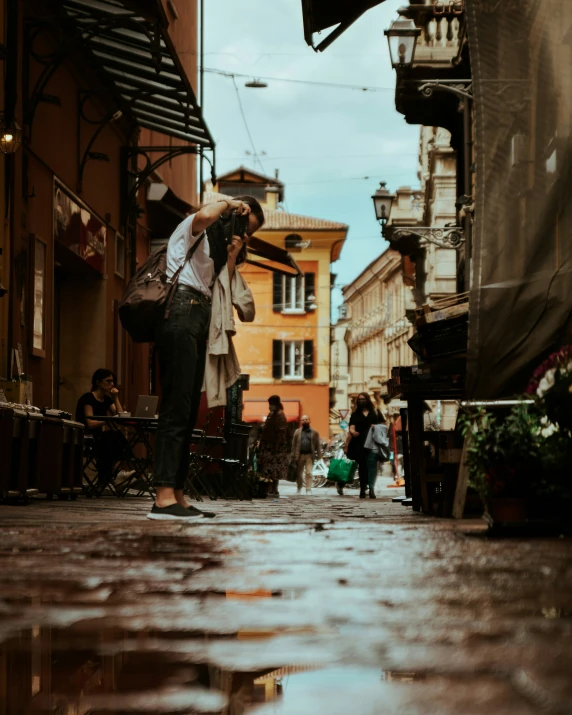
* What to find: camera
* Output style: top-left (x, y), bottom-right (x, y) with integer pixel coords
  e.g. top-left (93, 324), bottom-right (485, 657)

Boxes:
top-left (221, 209), bottom-right (248, 243)
top-left (231, 210), bottom-right (249, 240)
top-left (220, 209), bottom-right (249, 248)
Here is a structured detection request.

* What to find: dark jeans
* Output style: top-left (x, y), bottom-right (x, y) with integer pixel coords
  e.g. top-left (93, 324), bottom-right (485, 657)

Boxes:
top-left (153, 288), bottom-right (211, 489)
top-left (366, 450), bottom-right (378, 490)
top-left (93, 429), bottom-right (130, 482)
top-left (356, 449), bottom-right (373, 492)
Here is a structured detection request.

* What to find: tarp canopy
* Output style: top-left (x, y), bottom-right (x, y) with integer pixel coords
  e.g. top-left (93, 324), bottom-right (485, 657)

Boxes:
top-left (246, 236), bottom-right (302, 277)
top-left (61, 0), bottom-right (214, 147)
top-left (243, 400), bottom-right (301, 423)
top-left (301, 0), bottom-right (385, 52)
top-left (466, 0), bottom-right (572, 397)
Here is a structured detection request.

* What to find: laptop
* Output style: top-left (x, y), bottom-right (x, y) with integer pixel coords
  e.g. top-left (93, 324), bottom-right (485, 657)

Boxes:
top-left (135, 395), bottom-right (159, 418)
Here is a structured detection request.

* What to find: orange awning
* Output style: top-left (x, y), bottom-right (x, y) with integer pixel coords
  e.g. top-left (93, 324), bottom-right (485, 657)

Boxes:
top-left (242, 400), bottom-right (301, 423)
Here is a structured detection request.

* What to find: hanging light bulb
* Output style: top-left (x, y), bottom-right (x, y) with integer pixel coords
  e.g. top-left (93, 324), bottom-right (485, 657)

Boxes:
top-left (0, 119), bottom-right (22, 154)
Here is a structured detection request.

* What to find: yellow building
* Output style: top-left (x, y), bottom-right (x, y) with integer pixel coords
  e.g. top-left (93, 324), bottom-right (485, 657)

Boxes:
top-left (206, 167), bottom-right (347, 437)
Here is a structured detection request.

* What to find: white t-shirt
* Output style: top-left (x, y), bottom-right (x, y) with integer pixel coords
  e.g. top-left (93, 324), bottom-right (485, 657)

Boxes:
top-left (165, 214), bottom-right (214, 297)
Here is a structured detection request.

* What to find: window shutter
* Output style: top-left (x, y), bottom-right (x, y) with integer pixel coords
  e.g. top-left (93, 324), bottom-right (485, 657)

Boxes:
top-left (304, 272), bottom-right (315, 307)
top-left (303, 340), bottom-right (314, 379)
top-left (272, 340), bottom-right (282, 379)
top-left (272, 273), bottom-right (282, 312)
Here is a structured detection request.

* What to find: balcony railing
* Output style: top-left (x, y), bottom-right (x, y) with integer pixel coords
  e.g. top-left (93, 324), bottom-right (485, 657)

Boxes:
top-left (404, 2), bottom-right (466, 67)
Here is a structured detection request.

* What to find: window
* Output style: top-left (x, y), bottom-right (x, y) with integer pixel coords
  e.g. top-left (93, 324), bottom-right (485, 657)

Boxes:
top-left (31, 235), bottom-right (46, 358)
top-left (285, 234), bottom-right (303, 249)
top-left (272, 340), bottom-right (314, 380)
top-left (273, 271), bottom-right (315, 313)
top-left (218, 182), bottom-right (266, 201)
top-left (284, 275), bottom-right (304, 310)
top-left (284, 340), bottom-right (303, 377)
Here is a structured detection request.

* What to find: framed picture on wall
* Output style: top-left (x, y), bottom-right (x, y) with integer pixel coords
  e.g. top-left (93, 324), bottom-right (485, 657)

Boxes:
top-left (30, 234), bottom-right (47, 358)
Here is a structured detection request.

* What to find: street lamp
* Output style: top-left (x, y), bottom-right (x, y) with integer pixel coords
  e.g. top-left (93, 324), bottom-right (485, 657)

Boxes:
top-left (0, 119), bottom-right (22, 155)
top-left (245, 79), bottom-right (268, 88)
top-left (371, 182), bottom-right (395, 232)
top-left (384, 17), bottom-right (421, 69)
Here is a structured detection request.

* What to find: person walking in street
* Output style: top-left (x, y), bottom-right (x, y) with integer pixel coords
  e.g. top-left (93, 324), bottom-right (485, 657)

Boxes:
top-left (363, 417), bottom-right (389, 499)
top-left (340, 392), bottom-right (383, 499)
top-left (290, 415), bottom-right (322, 495)
top-left (147, 196), bottom-right (265, 521)
top-left (258, 395), bottom-right (289, 497)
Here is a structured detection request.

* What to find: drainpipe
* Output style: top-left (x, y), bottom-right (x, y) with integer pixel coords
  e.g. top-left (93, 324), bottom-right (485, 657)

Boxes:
top-left (5, 0), bottom-right (18, 376)
top-left (199, 0), bottom-right (205, 202)
top-left (462, 96), bottom-right (472, 292)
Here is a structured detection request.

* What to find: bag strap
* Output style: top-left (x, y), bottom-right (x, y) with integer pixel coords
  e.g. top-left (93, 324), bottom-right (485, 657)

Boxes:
top-left (164, 231), bottom-right (206, 320)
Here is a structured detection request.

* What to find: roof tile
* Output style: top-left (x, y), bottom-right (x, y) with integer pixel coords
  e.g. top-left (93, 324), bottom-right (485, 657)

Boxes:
top-left (203, 191), bottom-right (348, 232)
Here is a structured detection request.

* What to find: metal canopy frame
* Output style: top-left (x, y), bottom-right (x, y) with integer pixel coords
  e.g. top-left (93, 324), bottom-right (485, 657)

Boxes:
top-left (61, 0), bottom-right (214, 148)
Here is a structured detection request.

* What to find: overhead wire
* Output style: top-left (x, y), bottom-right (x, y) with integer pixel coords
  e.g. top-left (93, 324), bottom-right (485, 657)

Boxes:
top-left (230, 74), bottom-right (266, 175)
top-left (205, 67), bottom-right (394, 93)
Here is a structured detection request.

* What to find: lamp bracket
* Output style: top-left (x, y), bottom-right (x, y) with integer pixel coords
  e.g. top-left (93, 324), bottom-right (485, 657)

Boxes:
top-left (417, 80), bottom-right (473, 101)
top-left (389, 225), bottom-right (465, 249)
top-left (123, 144), bottom-right (199, 226)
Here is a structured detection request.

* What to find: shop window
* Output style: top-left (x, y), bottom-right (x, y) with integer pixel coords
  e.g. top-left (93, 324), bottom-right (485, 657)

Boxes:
top-left (272, 340), bottom-right (314, 380)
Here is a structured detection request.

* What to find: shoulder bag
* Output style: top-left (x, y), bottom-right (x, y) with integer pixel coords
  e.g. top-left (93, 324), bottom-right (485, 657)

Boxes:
top-left (119, 232), bottom-right (205, 343)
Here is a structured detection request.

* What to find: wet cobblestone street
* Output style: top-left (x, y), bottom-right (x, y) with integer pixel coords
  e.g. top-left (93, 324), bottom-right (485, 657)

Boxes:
top-left (1, 483), bottom-right (571, 714)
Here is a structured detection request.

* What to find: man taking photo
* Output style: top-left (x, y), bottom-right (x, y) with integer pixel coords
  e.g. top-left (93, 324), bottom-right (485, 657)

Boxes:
top-left (290, 415), bottom-right (322, 495)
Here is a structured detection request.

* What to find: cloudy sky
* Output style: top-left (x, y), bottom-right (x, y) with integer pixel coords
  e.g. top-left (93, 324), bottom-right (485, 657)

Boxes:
top-left (203, 0), bottom-right (420, 317)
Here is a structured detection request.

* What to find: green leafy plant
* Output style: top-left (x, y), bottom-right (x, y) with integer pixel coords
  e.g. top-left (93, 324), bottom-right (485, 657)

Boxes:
top-left (459, 403), bottom-right (542, 501)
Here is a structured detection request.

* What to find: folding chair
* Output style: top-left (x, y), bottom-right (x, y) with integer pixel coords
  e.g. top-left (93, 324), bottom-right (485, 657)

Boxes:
top-left (82, 435), bottom-right (120, 498)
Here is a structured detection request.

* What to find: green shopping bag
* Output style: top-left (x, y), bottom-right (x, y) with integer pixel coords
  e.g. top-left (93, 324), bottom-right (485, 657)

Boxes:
top-left (327, 457), bottom-right (357, 484)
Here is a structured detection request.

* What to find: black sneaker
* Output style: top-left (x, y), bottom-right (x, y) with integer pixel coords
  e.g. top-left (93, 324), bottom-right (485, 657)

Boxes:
top-left (193, 507), bottom-right (216, 518)
top-left (147, 503), bottom-right (204, 521)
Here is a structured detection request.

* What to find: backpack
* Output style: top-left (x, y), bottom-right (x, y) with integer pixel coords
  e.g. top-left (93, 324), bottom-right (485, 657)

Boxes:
top-left (118, 233), bottom-right (205, 343)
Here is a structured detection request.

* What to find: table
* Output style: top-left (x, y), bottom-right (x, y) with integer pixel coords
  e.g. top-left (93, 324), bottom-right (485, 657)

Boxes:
top-left (94, 416), bottom-right (225, 498)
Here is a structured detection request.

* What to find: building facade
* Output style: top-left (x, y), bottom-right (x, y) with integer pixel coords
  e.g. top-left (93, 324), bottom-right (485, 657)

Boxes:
top-left (0, 0), bottom-right (212, 415)
top-left (342, 248), bottom-right (415, 408)
top-left (207, 168), bottom-right (347, 437)
top-left (329, 306), bottom-right (350, 436)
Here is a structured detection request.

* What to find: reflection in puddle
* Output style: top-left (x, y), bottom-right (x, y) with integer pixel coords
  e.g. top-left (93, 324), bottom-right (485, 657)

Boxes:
top-left (0, 624), bottom-right (337, 713)
top-left (0, 621), bottom-right (429, 714)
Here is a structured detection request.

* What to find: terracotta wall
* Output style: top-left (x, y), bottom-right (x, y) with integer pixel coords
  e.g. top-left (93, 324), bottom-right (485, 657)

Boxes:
top-left (245, 384), bottom-right (330, 438)
top-left (233, 260), bottom-right (320, 381)
top-left (8, 11), bottom-right (149, 410)
top-left (139, 0), bottom-right (199, 207)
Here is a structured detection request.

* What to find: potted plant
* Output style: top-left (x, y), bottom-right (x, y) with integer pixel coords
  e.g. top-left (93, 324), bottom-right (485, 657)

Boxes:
top-left (526, 346), bottom-right (572, 519)
top-left (527, 345), bottom-right (572, 435)
top-left (460, 403), bottom-right (541, 522)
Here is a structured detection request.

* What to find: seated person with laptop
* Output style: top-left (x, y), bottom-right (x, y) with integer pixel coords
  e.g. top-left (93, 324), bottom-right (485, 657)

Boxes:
top-left (76, 368), bottom-right (132, 491)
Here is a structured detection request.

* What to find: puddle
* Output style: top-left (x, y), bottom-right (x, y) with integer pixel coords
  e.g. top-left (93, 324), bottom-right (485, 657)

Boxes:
top-left (0, 622), bottom-right (434, 714)
top-left (0, 624), bottom-right (342, 713)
